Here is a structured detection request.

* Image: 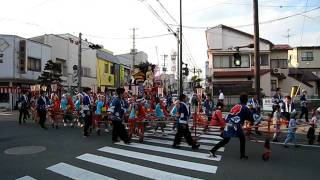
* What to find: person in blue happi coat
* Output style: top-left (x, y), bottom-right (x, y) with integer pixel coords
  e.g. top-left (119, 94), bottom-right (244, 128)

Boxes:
top-left (109, 87), bottom-right (130, 144)
top-left (82, 87), bottom-right (92, 137)
top-left (210, 94), bottom-right (254, 159)
top-left (173, 94), bottom-right (200, 149)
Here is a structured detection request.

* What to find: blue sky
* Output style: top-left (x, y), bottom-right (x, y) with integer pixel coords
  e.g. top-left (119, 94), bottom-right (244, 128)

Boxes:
top-left (0, 0), bottom-right (319, 73)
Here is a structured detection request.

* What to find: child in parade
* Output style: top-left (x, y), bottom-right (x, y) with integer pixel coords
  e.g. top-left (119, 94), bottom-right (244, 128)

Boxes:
top-left (307, 109), bottom-right (318, 144)
top-left (284, 112), bottom-right (300, 148)
top-left (60, 94), bottom-right (68, 126)
top-left (248, 94), bottom-right (262, 135)
top-left (210, 101), bottom-right (225, 136)
top-left (75, 93), bottom-right (83, 127)
top-left (170, 100), bottom-right (180, 131)
top-left (95, 95), bottom-right (105, 135)
top-left (272, 105), bottom-right (281, 142)
top-left (67, 95), bottom-right (75, 126)
top-left (154, 97), bottom-right (166, 135)
top-left (50, 94), bottom-right (61, 129)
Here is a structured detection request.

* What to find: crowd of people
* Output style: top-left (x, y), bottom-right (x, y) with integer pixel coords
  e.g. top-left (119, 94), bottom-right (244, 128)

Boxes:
top-left (16, 87), bottom-right (320, 159)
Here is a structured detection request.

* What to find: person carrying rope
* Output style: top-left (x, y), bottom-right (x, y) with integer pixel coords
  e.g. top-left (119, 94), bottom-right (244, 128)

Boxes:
top-left (209, 93), bottom-right (254, 159)
top-left (172, 94), bottom-right (200, 150)
top-left (109, 87), bottom-right (130, 144)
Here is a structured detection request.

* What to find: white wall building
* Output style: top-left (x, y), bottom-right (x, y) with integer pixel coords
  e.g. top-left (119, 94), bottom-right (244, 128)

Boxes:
top-left (117, 51), bottom-right (148, 67)
top-left (205, 24), bottom-right (273, 96)
top-left (30, 34), bottom-right (98, 91)
top-left (0, 34), bottom-right (51, 109)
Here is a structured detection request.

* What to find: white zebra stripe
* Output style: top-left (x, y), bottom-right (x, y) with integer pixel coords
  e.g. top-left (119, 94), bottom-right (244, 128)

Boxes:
top-left (16, 176), bottom-right (37, 180)
top-left (115, 142), bottom-right (221, 161)
top-left (198, 139), bottom-right (220, 144)
top-left (131, 137), bottom-right (224, 152)
top-left (98, 146), bottom-right (217, 174)
top-left (77, 153), bottom-right (202, 180)
top-left (47, 163), bottom-right (115, 180)
top-left (199, 134), bottom-right (223, 140)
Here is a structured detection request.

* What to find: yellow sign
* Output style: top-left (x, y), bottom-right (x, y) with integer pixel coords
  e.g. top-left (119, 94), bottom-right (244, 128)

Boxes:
top-left (120, 65), bottom-right (124, 84)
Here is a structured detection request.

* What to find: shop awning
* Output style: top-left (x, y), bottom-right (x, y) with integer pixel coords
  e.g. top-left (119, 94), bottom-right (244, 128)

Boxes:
top-left (0, 87), bottom-right (26, 94)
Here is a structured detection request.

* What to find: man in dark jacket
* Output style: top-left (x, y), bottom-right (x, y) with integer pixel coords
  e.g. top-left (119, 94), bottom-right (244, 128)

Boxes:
top-left (18, 91), bottom-right (29, 124)
top-left (37, 91), bottom-right (49, 129)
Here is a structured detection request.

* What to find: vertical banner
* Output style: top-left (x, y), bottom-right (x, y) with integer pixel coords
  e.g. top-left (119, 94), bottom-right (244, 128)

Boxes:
top-left (120, 65), bottom-right (124, 86)
top-left (35, 85), bottom-right (41, 92)
top-left (158, 87), bottom-right (164, 97)
top-left (132, 85), bottom-right (139, 95)
top-left (101, 86), bottom-right (105, 93)
top-left (124, 86), bottom-right (129, 93)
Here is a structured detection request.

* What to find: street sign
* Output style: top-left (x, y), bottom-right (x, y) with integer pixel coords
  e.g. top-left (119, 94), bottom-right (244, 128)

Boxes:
top-left (262, 98), bottom-right (273, 111)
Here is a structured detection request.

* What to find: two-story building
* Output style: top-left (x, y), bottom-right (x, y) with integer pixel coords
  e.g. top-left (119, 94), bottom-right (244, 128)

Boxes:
top-left (0, 34), bottom-right (51, 109)
top-left (287, 46), bottom-right (320, 96)
top-left (206, 24), bottom-right (273, 97)
top-left (30, 34), bottom-right (98, 91)
top-left (97, 49), bottom-right (117, 90)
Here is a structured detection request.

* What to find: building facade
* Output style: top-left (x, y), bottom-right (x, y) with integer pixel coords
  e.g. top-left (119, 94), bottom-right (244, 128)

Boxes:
top-left (30, 34), bottom-right (98, 92)
top-left (0, 34), bottom-right (51, 109)
top-left (117, 51), bottom-right (148, 67)
top-left (205, 25), bottom-right (273, 97)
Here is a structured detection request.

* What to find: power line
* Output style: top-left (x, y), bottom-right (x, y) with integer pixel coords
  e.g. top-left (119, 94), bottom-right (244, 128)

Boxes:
top-left (155, 0), bottom-right (178, 24)
top-left (139, 0), bottom-right (177, 36)
top-left (300, 0), bottom-right (309, 45)
top-left (169, 6), bottom-right (320, 29)
top-left (84, 33), bottom-right (173, 40)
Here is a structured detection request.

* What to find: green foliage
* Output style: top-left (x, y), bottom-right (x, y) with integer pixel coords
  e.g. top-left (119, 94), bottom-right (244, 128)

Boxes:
top-left (38, 60), bottom-right (62, 89)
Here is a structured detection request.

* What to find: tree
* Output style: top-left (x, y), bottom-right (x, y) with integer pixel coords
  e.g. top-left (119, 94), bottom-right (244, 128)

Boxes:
top-left (38, 60), bottom-right (62, 92)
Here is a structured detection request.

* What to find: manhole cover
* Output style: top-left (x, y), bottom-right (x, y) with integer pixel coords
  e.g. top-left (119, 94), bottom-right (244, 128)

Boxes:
top-left (4, 146), bottom-right (46, 155)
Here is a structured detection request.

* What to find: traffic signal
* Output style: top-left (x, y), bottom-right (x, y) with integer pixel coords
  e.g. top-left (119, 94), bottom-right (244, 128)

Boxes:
top-left (182, 64), bottom-right (189, 76)
top-left (233, 52), bottom-right (241, 66)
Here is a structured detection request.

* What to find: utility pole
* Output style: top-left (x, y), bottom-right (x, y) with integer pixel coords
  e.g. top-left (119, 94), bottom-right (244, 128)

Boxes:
top-left (253, 0), bottom-right (261, 102)
top-left (78, 32), bottom-right (82, 92)
top-left (176, 28), bottom-right (180, 95)
top-left (179, 0), bottom-right (183, 96)
top-left (131, 28), bottom-right (137, 68)
top-left (162, 54), bottom-right (168, 92)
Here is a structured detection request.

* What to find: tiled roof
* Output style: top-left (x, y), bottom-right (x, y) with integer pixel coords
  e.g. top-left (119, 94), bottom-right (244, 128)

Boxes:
top-left (272, 44), bottom-right (293, 50)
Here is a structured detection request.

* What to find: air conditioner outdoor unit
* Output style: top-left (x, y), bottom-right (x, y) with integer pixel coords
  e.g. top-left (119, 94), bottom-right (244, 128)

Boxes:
top-left (273, 68), bottom-right (281, 74)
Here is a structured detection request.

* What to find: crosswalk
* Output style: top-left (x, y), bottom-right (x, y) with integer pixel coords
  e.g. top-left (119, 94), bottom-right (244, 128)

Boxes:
top-left (17, 123), bottom-right (225, 180)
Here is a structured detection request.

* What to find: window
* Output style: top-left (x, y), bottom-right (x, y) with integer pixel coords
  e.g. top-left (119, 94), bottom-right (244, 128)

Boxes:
top-left (110, 64), bottom-right (115, 74)
top-left (213, 55), bottom-right (230, 68)
top-left (260, 54), bottom-right (269, 66)
top-left (271, 59), bottom-right (287, 69)
top-left (104, 64), bottom-right (109, 73)
top-left (301, 52), bottom-right (313, 61)
top-left (271, 80), bottom-right (277, 91)
top-left (56, 58), bottom-right (67, 76)
top-left (0, 93), bottom-right (9, 103)
top-left (27, 57), bottom-right (41, 72)
top-left (251, 54), bottom-right (269, 66)
top-left (82, 67), bottom-right (91, 77)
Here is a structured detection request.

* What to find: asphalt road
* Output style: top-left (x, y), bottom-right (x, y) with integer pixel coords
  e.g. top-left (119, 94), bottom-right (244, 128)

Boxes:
top-left (0, 111), bottom-right (319, 180)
